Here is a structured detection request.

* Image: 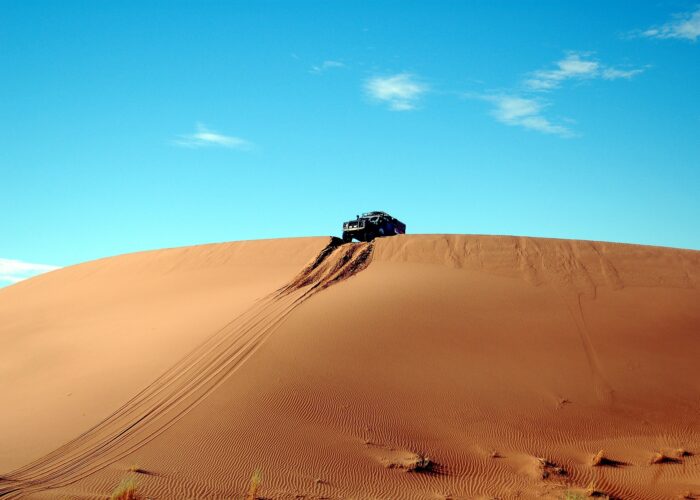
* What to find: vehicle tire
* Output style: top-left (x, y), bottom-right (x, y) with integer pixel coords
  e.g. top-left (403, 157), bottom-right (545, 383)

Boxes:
top-left (342, 232), bottom-right (352, 243)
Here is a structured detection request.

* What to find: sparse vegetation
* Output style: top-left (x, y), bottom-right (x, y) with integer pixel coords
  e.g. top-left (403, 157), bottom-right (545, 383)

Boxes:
top-left (247, 469), bottom-right (262, 500)
top-left (110, 478), bottom-right (139, 500)
top-left (650, 451), bottom-right (676, 464)
top-left (590, 449), bottom-right (606, 466)
top-left (126, 465), bottom-right (150, 474)
top-left (405, 453), bottom-right (432, 472)
top-left (382, 452), bottom-right (433, 472)
top-left (589, 449), bottom-right (626, 468)
top-left (536, 457), bottom-right (566, 479)
top-left (585, 480), bottom-right (610, 498)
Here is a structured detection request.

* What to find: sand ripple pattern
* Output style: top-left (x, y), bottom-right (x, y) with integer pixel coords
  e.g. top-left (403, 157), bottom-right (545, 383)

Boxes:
top-left (0, 237), bottom-right (373, 499)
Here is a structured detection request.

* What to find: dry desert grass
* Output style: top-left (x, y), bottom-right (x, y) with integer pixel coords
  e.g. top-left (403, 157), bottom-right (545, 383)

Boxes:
top-left (110, 477), bottom-right (139, 500)
top-left (246, 469), bottom-right (262, 500)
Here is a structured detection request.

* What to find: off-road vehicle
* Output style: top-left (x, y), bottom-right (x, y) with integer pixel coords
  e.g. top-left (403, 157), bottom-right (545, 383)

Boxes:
top-left (342, 211), bottom-right (406, 242)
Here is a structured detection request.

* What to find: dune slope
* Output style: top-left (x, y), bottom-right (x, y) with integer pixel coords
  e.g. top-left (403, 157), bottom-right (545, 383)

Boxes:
top-left (1, 235), bottom-right (699, 499)
top-left (0, 238), bottom-right (328, 470)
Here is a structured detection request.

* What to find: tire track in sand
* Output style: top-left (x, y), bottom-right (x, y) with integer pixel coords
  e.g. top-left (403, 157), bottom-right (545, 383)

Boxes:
top-left (0, 237), bottom-right (372, 499)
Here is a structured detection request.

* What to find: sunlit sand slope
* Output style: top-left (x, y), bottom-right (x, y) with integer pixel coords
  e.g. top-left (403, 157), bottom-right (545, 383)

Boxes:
top-left (0, 238), bottom-right (328, 470)
top-left (2, 235), bottom-right (699, 499)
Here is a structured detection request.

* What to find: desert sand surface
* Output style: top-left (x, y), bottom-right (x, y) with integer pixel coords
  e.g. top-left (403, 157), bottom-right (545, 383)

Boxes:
top-left (1, 234), bottom-right (699, 499)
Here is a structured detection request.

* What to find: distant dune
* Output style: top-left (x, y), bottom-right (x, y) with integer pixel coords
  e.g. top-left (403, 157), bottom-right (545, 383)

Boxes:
top-left (1, 235), bottom-right (699, 499)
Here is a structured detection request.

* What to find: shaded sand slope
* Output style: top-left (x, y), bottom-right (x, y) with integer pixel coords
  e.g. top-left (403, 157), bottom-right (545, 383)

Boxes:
top-left (0, 238), bottom-right (328, 470)
top-left (2, 235), bottom-right (700, 499)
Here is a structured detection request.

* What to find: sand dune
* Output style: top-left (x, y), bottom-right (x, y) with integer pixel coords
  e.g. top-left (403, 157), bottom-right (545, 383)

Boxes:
top-left (1, 235), bottom-right (699, 499)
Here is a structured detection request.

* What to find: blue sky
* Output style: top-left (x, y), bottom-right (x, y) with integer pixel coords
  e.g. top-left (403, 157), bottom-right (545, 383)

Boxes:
top-left (2, 1), bottom-right (699, 285)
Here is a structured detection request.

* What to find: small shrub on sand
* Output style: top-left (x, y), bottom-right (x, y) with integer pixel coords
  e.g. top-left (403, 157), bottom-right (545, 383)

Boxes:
top-left (590, 449), bottom-right (607, 466)
top-left (585, 481), bottom-right (610, 498)
top-left (674, 448), bottom-right (691, 458)
top-left (382, 452), bottom-right (433, 472)
top-left (589, 449), bottom-right (627, 468)
top-left (536, 457), bottom-right (566, 479)
top-left (247, 469), bottom-right (262, 500)
top-left (649, 451), bottom-right (679, 464)
top-left (126, 465), bottom-right (150, 474)
top-left (110, 478), bottom-right (139, 500)
top-left (404, 453), bottom-right (432, 472)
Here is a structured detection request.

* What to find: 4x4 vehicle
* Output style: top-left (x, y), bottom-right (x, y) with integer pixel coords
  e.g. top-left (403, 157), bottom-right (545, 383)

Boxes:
top-left (342, 211), bottom-right (406, 242)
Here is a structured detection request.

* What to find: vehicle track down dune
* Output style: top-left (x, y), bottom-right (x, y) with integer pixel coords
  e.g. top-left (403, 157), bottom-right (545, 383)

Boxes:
top-left (0, 237), bottom-right (373, 499)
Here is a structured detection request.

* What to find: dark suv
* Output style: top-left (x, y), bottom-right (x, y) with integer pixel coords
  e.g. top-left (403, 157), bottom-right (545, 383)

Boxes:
top-left (342, 211), bottom-right (406, 242)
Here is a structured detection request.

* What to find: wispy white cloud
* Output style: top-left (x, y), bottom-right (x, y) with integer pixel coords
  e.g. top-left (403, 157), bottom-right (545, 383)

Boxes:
top-left (174, 123), bottom-right (252, 149)
top-left (0, 258), bottom-right (59, 286)
top-left (310, 60), bottom-right (345, 74)
top-left (643, 6), bottom-right (700, 41)
top-left (525, 52), bottom-right (644, 91)
top-left (601, 67), bottom-right (645, 80)
top-left (484, 95), bottom-right (573, 137)
top-left (365, 73), bottom-right (428, 111)
top-left (525, 53), bottom-right (599, 90)
top-left (468, 50), bottom-right (644, 137)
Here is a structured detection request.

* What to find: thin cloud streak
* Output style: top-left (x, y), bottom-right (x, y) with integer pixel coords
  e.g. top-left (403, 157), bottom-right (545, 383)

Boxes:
top-left (525, 52), bottom-right (644, 91)
top-left (174, 123), bottom-right (252, 149)
top-left (0, 258), bottom-right (59, 285)
top-left (484, 95), bottom-right (574, 137)
top-left (525, 53), bottom-right (599, 90)
top-left (643, 6), bottom-right (700, 41)
top-left (602, 67), bottom-right (645, 80)
top-left (365, 73), bottom-right (428, 111)
top-left (469, 51), bottom-right (645, 137)
top-left (310, 60), bottom-right (345, 74)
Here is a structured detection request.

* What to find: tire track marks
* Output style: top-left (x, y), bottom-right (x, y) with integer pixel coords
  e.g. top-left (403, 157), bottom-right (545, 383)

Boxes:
top-left (0, 237), bottom-right (373, 498)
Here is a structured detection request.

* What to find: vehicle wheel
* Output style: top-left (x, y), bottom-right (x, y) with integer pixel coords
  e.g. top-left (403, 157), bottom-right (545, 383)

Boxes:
top-left (342, 232), bottom-right (352, 243)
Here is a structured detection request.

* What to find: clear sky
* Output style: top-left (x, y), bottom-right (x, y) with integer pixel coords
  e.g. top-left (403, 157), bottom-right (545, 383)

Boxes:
top-left (2, 1), bottom-right (699, 285)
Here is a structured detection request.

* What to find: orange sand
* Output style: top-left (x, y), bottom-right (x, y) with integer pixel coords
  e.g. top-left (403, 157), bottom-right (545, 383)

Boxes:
top-left (1, 235), bottom-right (699, 499)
